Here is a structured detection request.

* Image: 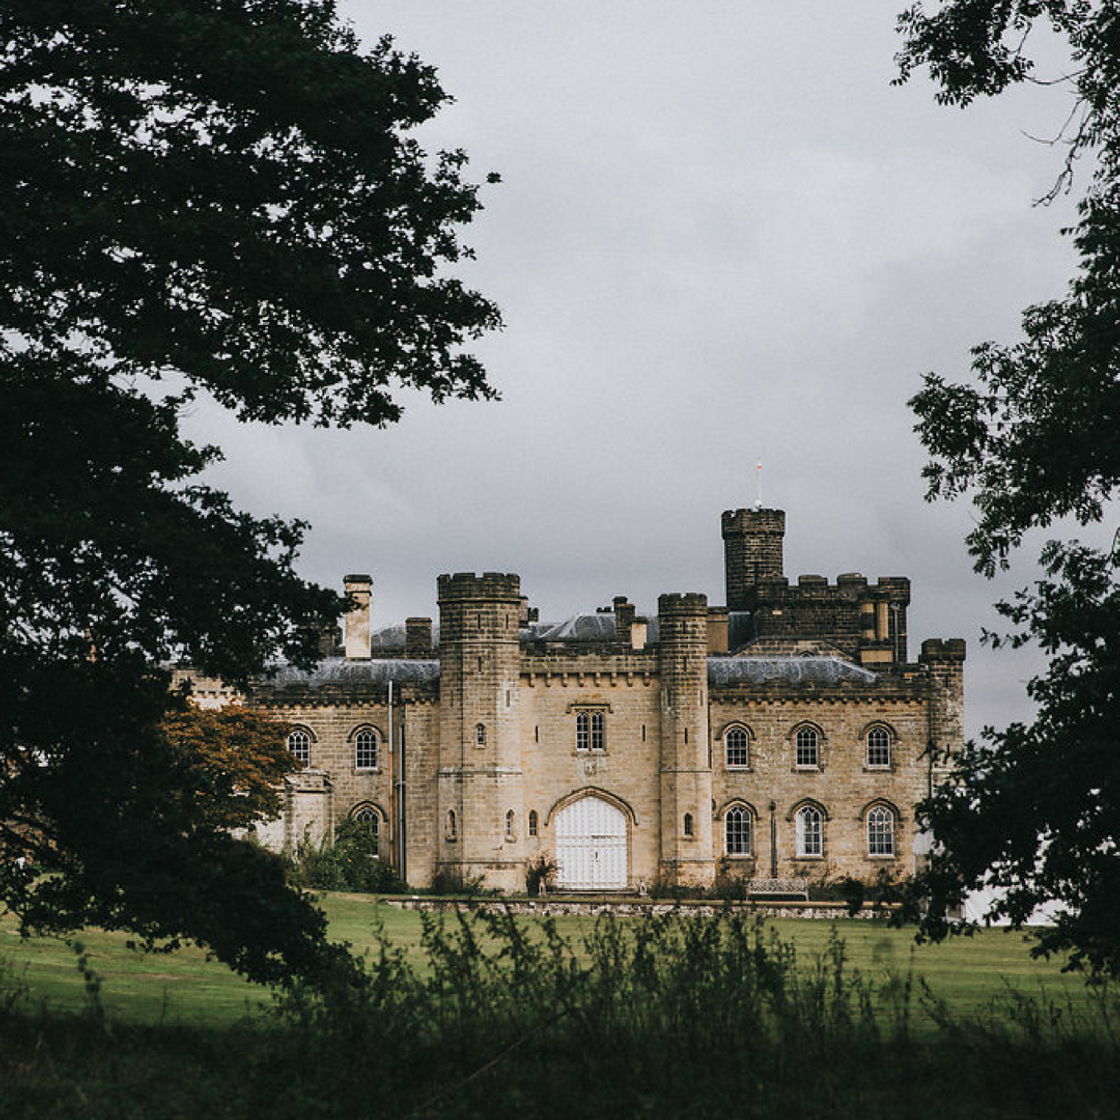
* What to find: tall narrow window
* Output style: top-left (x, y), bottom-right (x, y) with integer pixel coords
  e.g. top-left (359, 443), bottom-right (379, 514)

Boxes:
top-left (528, 810), bottom-right (539, 837)
top-left (590, 711), bottom-right (605, 751)
top-left (446, 809), bottom-right (457, 842)
top-left (505, 809), bottom-right (516, 841)
top-left (725, 806), bottom-right (751, 855)
top-left (475, 723), bottom-right (485, 747)
top-left (683, 812), bottom-right (694, 837)
top-left (867, 805), bottom-right (895, 856)
top-left (795, 727), bottom-right (819, 768)
top-left (352, 806), bottom-right (380, 857)
top-left (866, 727), bottom-right (891, 768)
top-left (287, 729), bottom-right (310, 767)
top-left (725, 726), bottom-right (749, 769)
top-left (355, 729), bottom-right (378, 770)
top-left (576, 710), bottom-right (605, 752)
top-left (795, 805), bottom-right (823, 857)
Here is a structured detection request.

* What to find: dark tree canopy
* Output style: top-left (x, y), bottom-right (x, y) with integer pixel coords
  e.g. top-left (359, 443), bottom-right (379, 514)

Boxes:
top-left (0, 0), bottom-right (500, 984)
top-left (898, 2), bottom-right (1120, 975)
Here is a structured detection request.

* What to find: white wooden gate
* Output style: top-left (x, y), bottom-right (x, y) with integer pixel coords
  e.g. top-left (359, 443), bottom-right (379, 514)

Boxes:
top-left (555, 796), bottom-right (627, 890)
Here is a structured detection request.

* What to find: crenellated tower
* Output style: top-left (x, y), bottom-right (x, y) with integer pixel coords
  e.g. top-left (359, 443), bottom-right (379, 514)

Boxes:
top-left (436, 572), bottom-right (525, 891)
top-left (657, 592), bottom-right (715, 887)
top-left (722, 507), bottom-right (785, 610)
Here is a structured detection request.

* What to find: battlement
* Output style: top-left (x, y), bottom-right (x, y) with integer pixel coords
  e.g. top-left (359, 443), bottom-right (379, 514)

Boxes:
top-left (658, 592), bottom-right (708, 616)
top-left (437, 572), bottom-right (522, 602)
top-left (721, 507), bottom-right (786, 536)
top-left (920, 638), bottom-right (966, 662)
top-left (754, 573), bottom-right (911, 602)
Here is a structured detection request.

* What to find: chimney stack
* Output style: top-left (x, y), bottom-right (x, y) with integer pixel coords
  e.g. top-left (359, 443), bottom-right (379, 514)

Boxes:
top-left (405, 616), bottom-right (433, 657)
top-left (613, 595), bottom-right (635, 647)
top-left (343, 574), bottom-right (372, 659)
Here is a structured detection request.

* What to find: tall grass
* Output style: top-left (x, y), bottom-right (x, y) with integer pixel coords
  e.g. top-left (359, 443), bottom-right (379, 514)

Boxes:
top-left (3, 907), bottom-right (1119, 1119)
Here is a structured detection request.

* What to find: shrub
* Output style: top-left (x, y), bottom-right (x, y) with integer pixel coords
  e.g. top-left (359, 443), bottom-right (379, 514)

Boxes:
top-left (288, 821), bottom-right (406, 894)
top-left (525, 854), bottom-right (556, 896)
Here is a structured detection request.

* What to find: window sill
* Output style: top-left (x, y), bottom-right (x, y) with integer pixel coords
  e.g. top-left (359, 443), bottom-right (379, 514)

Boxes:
top-left (794, 765), bottom-right (821, 773)
top-left (794, 853), bottom-right (825, 861)
top-left (354, 767), bottom-right (381, 774)
top-left (866, 853), bottom-right (897, 860)
top-left (724, 852), bottom-right (754, 860)
top-left (863, 765), bottom-right (892, 773)
top-left (725, 765), bottom-right (753, 773)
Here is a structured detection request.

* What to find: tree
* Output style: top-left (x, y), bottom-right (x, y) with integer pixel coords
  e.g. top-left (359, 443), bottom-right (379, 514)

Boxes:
top-left (0, 0), bottom-right (500, 984)
top-left (897, 2), bottom-right (1120, 975)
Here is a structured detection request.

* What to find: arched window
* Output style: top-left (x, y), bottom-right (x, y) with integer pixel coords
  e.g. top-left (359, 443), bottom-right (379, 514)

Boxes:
top-left (795, 805), bottom-right (823, 857)
top-left (528, 810), bottom-right (539, 837)
top-left (287, 729), bottom-right (310, 767)
top-left (352, 805), bottom-right (380, 857)
top-left (445, 809), bottom-right (457, 842)
top-left (505, 809), bottom-right (516, 841)
top-left (725, 806), bottom-right (751, 855)
top-left (725, 726), bottom-right (750, 769)
top-left (354, 728), bottom-right (378, 770)
top-left (683, 812), bottom-right (694, 837)
top-left (575, 710), bottom-right (606, 752)
top-left (475, 723), bottom-right (486, 747)
top-left (866, 726), bottom-right (891, 768)
top-left (867, 805), bottom-right (895, 856)
top-left (795, 726), bottom-right (819, 768)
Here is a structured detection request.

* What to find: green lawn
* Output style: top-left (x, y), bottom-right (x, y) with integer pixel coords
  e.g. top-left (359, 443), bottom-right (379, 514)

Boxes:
top-left (0, 895), bottom-right (1097, 1028)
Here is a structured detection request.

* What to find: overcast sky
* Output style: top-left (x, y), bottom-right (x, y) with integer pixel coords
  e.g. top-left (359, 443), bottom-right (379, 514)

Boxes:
top-left (188, 3), bottom-right (1093, 738)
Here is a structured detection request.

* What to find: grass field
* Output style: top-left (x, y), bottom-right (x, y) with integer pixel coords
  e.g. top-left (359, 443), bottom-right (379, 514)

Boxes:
top-left (3, 896), bottom-right (1119, 1119)
top-left (0, 893), bottom-right (1099, 1028)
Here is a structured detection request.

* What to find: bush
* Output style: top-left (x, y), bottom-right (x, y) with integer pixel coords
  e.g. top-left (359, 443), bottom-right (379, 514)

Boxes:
top-left (525, 854), bottom-right (556, 896)
top-left (287, 821), bottom-right (406, 894)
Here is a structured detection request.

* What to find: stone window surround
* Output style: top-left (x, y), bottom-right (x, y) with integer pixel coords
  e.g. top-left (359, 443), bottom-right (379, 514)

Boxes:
top-left (863, 800), bottom-right (901, 859)
top-left (790, 723), bottom-right (826, 772)
top-left (862, 723), bottom-right (895, 772)
top-left (724, 802), bottom-right (753, 856)
top-left (721, 722), bottom-right (752, 770)
top-left (792, 800), bottom-right (827, 858)
top-left (348, 724), bottom-right (382, 772)
top-left (286, 725), bottom-right (315, 769)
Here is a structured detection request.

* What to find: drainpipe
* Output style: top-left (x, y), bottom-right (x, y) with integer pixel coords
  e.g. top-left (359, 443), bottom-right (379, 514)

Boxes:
top-left (769, 801), bottom-right (777, 878)
top-left (397, 696), bottom-right (407, 885)
top-left (387, 679), bottom-right (395, 872)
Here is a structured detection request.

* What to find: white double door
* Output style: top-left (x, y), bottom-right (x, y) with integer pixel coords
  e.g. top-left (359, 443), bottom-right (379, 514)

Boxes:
top-left (555, 795), bottom-right (627, 890)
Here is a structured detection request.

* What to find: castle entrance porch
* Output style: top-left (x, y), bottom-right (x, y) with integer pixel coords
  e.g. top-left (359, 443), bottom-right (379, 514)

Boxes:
top-left (555, 795), bottom-right (627, 890)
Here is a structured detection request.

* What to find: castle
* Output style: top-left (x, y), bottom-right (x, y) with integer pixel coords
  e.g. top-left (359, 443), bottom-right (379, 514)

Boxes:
top-left (189, 506), bottom-right (964, 892)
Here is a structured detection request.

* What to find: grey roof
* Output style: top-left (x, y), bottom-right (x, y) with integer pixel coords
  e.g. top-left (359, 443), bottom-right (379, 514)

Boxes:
top-left (527, 613), bottom-right (617, 641)
top-left (264, 658), bottom-right (440, 687)
top-left (707, 656), bottom-right (877, 686)
top-left (526, 612), bottom-right (660, 643)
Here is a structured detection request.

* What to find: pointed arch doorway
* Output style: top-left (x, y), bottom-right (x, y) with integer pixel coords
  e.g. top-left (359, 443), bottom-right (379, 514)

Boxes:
top-left (554, 795), bottom-right (628, 890)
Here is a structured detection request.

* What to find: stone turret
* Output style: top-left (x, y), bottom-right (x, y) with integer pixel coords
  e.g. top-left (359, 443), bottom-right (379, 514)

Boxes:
top-left (919, 638), bottom-right (966, 784)
top-left (657, 592), bottom-right (714, 887)
top-left (722, 508), bottom-right (785, 610)
top-left (436, 573), bottom-right (525, 891)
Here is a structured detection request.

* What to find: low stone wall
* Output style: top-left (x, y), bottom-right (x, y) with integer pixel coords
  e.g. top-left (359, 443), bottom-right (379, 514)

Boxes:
top-left (383, 895), bottom-right (897, 921)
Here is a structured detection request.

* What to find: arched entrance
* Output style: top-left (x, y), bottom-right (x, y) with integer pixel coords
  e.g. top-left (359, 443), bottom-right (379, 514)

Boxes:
top-left (555, 795), bottom-right (627, 890)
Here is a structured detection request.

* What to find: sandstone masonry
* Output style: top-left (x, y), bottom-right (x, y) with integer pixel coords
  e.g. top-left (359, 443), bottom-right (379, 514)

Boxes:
top-left (191, 506), bottom-right (964, 893)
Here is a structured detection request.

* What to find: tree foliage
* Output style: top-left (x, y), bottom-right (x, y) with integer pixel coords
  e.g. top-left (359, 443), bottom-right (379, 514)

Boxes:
top-left (0, 0), bottom-right (500, 984)
top-left (898, 2), bottom-right (1120, 974)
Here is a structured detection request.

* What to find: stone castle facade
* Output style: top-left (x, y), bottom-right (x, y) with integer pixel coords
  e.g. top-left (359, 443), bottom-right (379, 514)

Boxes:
top-left (189, 506), bottom-right (964, 892)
